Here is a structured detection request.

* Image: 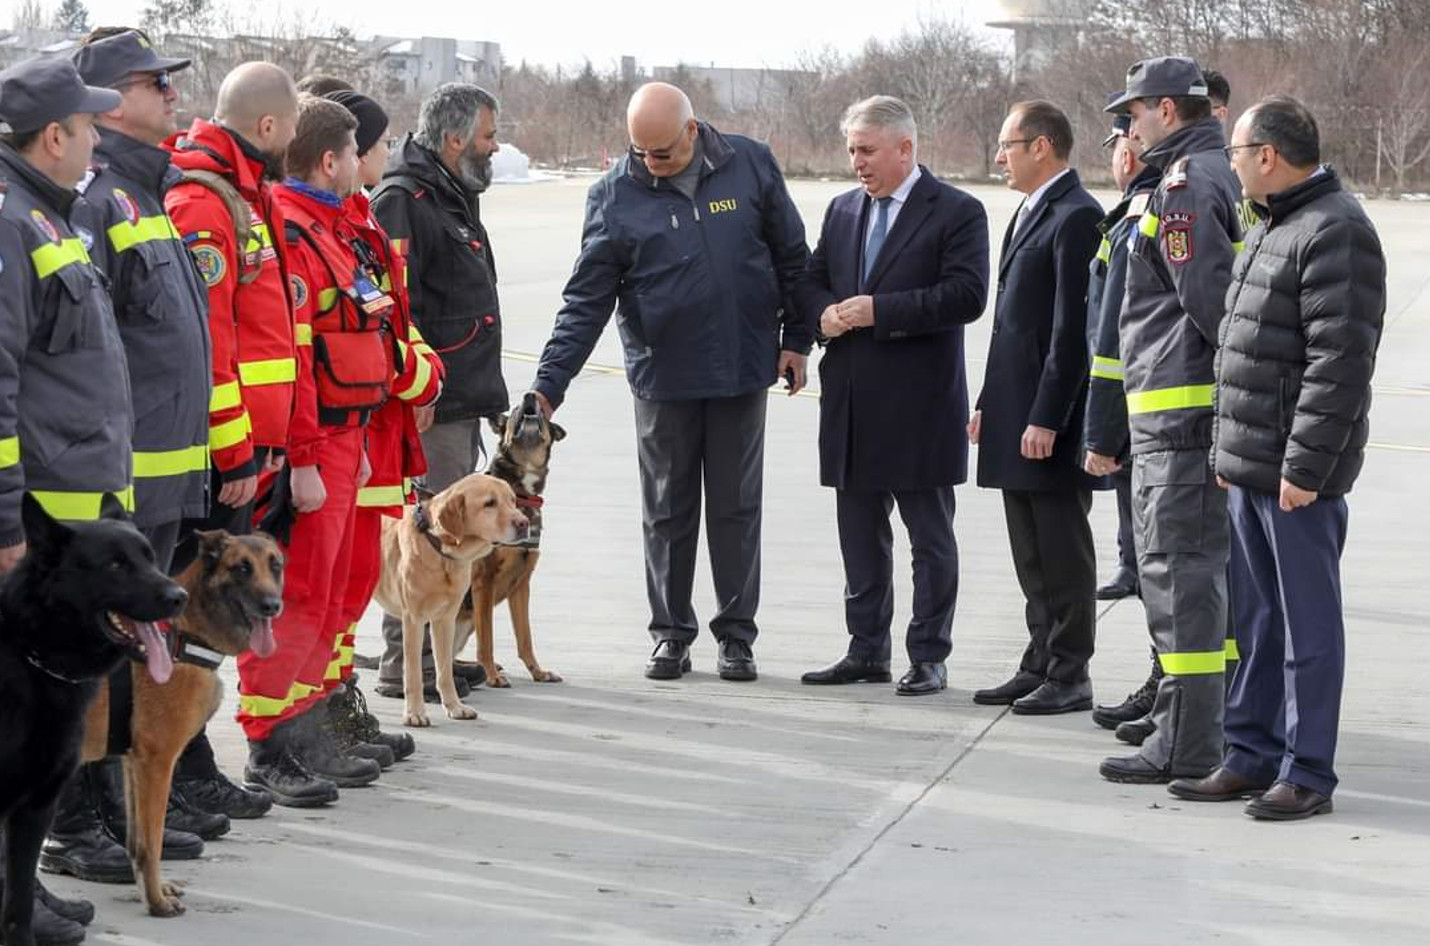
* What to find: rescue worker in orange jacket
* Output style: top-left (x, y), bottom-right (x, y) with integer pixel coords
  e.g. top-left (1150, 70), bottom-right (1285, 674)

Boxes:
top-left (160, 61), bottom-right (300, 819)
top-left (242, 96), bottom-right (401, 807)
top-left (318, 92), bottom-right (444, 764)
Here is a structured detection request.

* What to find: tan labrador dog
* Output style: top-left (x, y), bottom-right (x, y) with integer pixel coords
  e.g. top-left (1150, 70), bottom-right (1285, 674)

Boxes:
top-left (373, 474), bottom-right (528, 727)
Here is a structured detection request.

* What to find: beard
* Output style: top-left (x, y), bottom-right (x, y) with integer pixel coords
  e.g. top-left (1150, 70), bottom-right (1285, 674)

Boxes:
top-left (260, 148), bottom-right (287, 181)
top-left (457, 147), bottom-right (493, 193)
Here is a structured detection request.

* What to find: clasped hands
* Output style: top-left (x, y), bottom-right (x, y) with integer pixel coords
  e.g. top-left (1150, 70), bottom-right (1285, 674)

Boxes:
top-left (819, 295), bottom-right (875, 339)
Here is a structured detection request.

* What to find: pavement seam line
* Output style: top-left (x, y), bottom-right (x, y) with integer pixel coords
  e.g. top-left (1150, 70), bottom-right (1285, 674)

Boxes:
top-left (766, 706), bottom-right (1011, 945)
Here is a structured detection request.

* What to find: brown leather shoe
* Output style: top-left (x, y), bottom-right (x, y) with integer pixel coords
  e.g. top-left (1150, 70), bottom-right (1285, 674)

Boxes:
top-left (1244, 780), bottom-right (1334, 821)
top-left (1168, 766), bottom-right (1273, 802)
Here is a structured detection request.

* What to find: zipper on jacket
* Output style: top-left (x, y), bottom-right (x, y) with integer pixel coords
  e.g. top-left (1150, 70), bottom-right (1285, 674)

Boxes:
top-left (670, 212), bottom-right (679, 230)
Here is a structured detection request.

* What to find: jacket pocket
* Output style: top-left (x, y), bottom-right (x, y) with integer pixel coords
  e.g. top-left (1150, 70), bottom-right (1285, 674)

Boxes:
top-left (120, 243), bottom-right (173, 325)
top-left (1134, 449), bottom-right (1210, 554)
top-left (43, 265), bottom-right (105, 353)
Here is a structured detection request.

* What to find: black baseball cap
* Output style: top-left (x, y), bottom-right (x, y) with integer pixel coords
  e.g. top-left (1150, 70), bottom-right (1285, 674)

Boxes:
top-left (71, 30), bottom-right (191, 90)
top-left (1102, 92), bottom-right (1132, 146)
top-left (0, 57), bottom-right (122, 135)
top-left (1105, 57), bottom-right (1209, 114)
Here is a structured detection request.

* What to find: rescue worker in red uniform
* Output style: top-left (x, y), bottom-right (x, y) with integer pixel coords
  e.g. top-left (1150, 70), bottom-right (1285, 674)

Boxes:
top-left (317, 92), bottom-right (444, 763)
top-left (242, 96), bottom-right (400, 806)
top-left (161, 61), bottom-right (300, 820)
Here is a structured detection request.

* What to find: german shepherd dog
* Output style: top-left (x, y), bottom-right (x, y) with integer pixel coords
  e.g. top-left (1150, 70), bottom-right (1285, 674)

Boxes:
top-left (454, 393), bottom-right (566, 688)
top-left (0, 495), bottom-right (186, 946)
top-left (81, 531), bottom-right (283, 917)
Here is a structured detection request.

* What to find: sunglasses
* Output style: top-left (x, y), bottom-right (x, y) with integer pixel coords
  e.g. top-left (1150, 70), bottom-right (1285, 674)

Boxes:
top-left (629, 127), bottom-right (688, 162)
top-left (118, 72), bottom-right (172, 93)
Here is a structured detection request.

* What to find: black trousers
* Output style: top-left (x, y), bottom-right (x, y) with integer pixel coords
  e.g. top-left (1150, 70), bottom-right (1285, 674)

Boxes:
top-left (1114, 468), bottom-right (1136, 571)
top-left (1002, 488), bottom-right (1096, 684)
top-left (836, 486), bottom-right (958, 664)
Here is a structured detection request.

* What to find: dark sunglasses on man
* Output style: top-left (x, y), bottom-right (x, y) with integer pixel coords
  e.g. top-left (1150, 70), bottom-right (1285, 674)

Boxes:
top-left (629, 126), bottom-right (688, 162)
top-left (117, 71), bottom-right (172, 93)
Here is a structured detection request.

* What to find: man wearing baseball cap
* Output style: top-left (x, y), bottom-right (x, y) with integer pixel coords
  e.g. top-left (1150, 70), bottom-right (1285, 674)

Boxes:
top-left (0, 54), bottom-right (131, 946)
top-left (1098, 56), bottom-right (1245, 786)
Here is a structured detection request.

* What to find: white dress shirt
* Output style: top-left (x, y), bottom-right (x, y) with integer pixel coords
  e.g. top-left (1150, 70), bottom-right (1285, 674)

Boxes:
top-left (864, 164), bottom-right (923, 251)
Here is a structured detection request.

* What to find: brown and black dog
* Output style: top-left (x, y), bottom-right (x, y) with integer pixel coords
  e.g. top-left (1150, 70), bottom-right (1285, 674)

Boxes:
top-left (82, 531), bottom-right (283, 918)
top-left (453, 392), bottom-right (565, 688)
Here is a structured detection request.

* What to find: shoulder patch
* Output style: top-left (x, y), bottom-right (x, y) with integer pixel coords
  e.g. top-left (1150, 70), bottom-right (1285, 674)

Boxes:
top-left (190, 243), bottom-right (227, 287)
top-left (113, 188), bottom-right (142, 226)
top-left (289, 274), bottom-right (308, 309)
top-left (1163, 212), bottom-right (1195, 265)
top-left (1125, 192), bottom-right (1151, 220)
top-left (1165, 157), bottom-right (1191, 191)
top-left (29, 209), bottom-right (60, 243)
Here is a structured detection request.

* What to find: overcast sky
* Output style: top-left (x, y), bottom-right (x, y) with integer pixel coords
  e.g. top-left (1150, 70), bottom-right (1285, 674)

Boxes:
top-left (71, 0), bottom-right (1009, 70)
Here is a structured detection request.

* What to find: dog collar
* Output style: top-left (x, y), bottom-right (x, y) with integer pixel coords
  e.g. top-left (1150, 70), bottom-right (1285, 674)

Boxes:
top-left (169, 629), bottom-right (225, 670)
top-left (412, 502), bottom-right (457, 560)
top-left (25, 652), bottom-right (87, 684)
top-left (514, 494), bottom-right (544, 509)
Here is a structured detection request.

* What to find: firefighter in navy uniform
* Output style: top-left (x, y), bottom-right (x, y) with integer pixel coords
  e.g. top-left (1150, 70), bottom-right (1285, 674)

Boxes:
top-left (1098, 57), bottom-right (1244, 785)
top-left (0, 55), bottom-right (130, 946)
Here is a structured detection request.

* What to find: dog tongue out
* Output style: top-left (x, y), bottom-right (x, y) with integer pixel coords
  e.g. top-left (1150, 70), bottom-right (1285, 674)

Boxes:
top-left (250, 618), bottom-right (277, 658)
top-left (138, 622), bottom-right (173, 684)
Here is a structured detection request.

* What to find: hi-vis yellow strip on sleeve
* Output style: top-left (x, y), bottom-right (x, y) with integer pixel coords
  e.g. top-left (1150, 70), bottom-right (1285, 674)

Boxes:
top-left (1091, 356), bottom-right (1124, 381)
top-left (317, 288), bottom-right (339, 312)
top-left (133, 444), bottom-right (209, 479)
top-left (294, 324), bottom-right (313, 346)
top-left (1139, 212), bottom-right (1159, 239)
top-left (210, 412), bottom-right (251, 451)
top-left (1159, 649), bottom-right (1227, 676)
top-left (1232, 240), bottom-right (1246, 254)
top-left (31, 238), bottom-right (90, 279)
top-left (1126, 384), bottom-right (1215, 415)
top-left (0, 437), bottom-right (18, 469)
top-left (1095, 237), bottom-right (1112, 264)
top-left (210, 381), bottom-right (242, 413)
top-left (1225, 638), bottom-right (1240, 662)
top-left (32, 486), bottom-right (135, 521)
top-left (397, 346), bottom-right (434, 401)
top-left (238, 357), bottom-right (297, 387)
top-left (107, 215), bottom-right (182, 253)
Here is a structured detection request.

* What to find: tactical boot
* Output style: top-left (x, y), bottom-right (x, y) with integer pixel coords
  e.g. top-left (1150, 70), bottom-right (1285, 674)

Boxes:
top-left (37, 880), bottom-right (95, 927)
top-left (172, 769), bottom-right (273, 820)
top-left (1115, 715), bottom-right (1156, 746)
top-left (286, 707), bottom-right (381, 788)
top-left (1093, 669), bottom-right (1160, 730)
top-left (39, 769), bottom-right (134, 883)
top-left (329, 675), bottom-right (415, 762)
top-left (0, 840), bottom-right (95, 935)
top-left (89, 758), bottom-right (204, 861)
top-left (243, 736), bottom-right (339, 809)
top-left (163, 786), bottom-right (230, 840)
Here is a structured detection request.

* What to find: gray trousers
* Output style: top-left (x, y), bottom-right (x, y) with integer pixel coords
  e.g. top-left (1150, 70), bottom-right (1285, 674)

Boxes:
top-left (378, 418), bottom-right (484, 684)
top-left (634, 391), bottom-right (765, 645)
top-left (1132, 448), bottom-right (1230, 775)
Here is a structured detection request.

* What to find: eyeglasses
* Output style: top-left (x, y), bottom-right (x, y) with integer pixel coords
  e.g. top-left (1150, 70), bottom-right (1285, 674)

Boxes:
top-left (996, 136), bottom-right (1042, 153)
top-left (1224, 142), bottom-right (1268, 158)
top-left (117, 72), bottom-right (172, 94)
top-left (629, 127), bottom-right (688, 162)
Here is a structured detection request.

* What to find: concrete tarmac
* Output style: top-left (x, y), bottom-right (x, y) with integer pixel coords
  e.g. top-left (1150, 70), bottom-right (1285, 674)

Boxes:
top-left (67, 177), bottom-right (1430, 946)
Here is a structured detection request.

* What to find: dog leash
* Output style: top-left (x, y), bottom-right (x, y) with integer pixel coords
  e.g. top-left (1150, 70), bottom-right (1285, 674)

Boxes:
top-left (411, 501), bottom-right (457, 560)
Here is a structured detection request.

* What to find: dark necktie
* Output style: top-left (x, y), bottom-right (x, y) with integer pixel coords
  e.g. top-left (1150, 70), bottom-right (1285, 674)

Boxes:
top-left (864, 196), bottom-right (893, 282)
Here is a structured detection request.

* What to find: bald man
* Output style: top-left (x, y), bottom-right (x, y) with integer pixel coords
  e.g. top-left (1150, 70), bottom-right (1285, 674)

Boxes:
top-left (533, 82), bottom-right (811, 682)
top-left (161, 62), bottom-right (313, 810)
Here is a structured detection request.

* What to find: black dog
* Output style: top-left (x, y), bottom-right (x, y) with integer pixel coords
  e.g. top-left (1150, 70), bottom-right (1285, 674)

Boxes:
top-left (0, 494), bottom-right (187, 946)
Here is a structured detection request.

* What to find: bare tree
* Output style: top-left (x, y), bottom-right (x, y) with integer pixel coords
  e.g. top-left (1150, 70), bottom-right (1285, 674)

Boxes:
top-left (52, 0), bottom-right (88, 32)
top-left (11, 0), bottom-right (48, 31)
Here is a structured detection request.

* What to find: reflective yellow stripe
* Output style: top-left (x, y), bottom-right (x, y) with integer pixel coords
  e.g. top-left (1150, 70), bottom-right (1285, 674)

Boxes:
top-left (246, 222), bottom-right (274, 253)
top-left (107, 215), bottom-right (182, 253)
top-left (317, 288), bottom-right (339, 311)
top-left (31, 237), bottom-right (90, 278)
top-left (294, 323), bottom-right (313, 346)
top-left (210, 380), bottom-right (242, 413)
top-left (323, 627), bottom-right (346, 681)
top-left (378, 273), bottom-right (392, 292)
top-left (1095, 237), bottom-right (1112, 264)
top-left (1225, 638), bottom-right (1240, 662)
top-left (1159, 649), bottom-right (1227, 675)
top-left (31, 486), bottom-right (135, 521)
top-left (407, 324), bottom-right (426, 344)
top-left (210, 413), bottom-right (251, 451)
top-left (1090, 356), bottom-right (1124, 381)
top-left (397, 345), bottom-right (434, 401)
top-left (133, 444), bottom-right (209, 478)
top-left (1126, 384), bottom-right (1215, 415)
top-left (238, 357), bottom-right (297, 386)
top-left (1232, 240), bottom-right (1246, 254)
top-left (0, 437), bottom-right (18, 469)
top-left (239, 680), bottom-right (322, 718)
top-left (357, 483), bottom-right (408, 507)
top-left (1139, 211), bottom-right (1159, 239)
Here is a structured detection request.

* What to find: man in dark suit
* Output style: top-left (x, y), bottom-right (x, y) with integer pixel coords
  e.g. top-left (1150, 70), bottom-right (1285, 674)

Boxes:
top-left (800, 95), bottom-right (990, 695)
top-left (969, 100), bottom-right (1104, 715)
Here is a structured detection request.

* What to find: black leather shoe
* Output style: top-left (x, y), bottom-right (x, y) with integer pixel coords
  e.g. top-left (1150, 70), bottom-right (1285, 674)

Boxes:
top-left (163, 787), bottom-right (230, 840)
top-left (801, 655), bottom-right (892, 685)
top-left (29, 895), bottom-right (86, 945)
top-left (1096, 566), bottom-right (1140, 600)
top-left (1245, 780), bottom-right (1334, 821)
top-left (1093, 670), bottom-right (1158, 729)
top-left (645, 639), bottom-right (691, 680)
top-left (1168, 766), bottom-right (1275, 802)
top-left (717, 639), bottom-right (758, 681)
top-left (374, 675), bottom-right (470, 703)
top-left (1099, 754), bottom-right (1176, 784)
top-left (36, 880), bottom-right (94, 926)
top-left (896, 662), bottom-right (947, 696)
top-left (172, 771), bottom-right (273, 820)
top-left (89, 759), bottom-right (205, 860)
top-left (452, 661), bottom-right (488, 686)
top-left (244, 741), bottom-right (339, 808)
top-left (972, 670), bottom-right (1042, 705)
top-left (39, 827), bottom-right (134, 883)
top-left (1012, 679), bottom-right (1093, 715)
top-left (1115, 716), bottom-right (1155, 746)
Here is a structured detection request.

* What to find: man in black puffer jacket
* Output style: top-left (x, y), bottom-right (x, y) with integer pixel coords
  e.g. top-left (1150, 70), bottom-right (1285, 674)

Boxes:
top-left (1170, 97), bottom-right (1385, 821)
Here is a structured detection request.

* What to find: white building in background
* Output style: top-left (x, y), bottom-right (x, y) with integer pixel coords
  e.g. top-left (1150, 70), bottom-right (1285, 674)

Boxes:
top-left (650, 64), bottom-right (810, 114)
top-left (986, 0), bottom-right (1092, 81)
top-left (374, 36), bottom-right (502, 97)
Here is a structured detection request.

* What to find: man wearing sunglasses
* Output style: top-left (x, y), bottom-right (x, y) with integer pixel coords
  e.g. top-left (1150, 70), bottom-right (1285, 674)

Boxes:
top-left (532, 82), bottom-right (810, 683)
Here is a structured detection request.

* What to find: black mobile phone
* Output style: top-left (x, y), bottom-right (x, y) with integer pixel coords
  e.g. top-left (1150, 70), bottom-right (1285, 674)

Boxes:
top-left (783, 366), bottom-right (796, 390)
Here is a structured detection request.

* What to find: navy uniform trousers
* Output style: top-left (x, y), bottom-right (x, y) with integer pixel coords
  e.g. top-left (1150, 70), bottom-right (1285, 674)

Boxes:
top-left (1223, 484), bottom-right (1349, 797)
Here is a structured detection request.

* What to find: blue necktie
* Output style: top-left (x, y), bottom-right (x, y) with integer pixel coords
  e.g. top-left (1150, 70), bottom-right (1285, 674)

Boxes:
top-left (864, 196), bottom-right (892, 283)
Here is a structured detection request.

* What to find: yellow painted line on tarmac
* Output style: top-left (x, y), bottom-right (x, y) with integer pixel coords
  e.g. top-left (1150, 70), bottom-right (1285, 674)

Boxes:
top-left (502, 348), bottom-right (821, 398)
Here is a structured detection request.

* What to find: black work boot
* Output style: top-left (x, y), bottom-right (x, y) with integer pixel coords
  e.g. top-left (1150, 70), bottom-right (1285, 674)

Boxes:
top-left (163, 786), bottom-right (230, 840)
top-left (287, 704), bottom-right (381, 788)
top-left (0, 836), bottom-right (95, 941)
top-left (243, 733), bottom-right (339, 809)
top-left (1115, 715), bottom-right (1156, 746)
top-left (88, 758), bottom-right (204, 861)
top-left (171, 769), bottom-right (273, 820)
top-left (328, 675), bottom-right (415, 762)
top-left (1093, 669), bottom-right (1161, 731)
top-left (39, 768), bottom-right (134, 883)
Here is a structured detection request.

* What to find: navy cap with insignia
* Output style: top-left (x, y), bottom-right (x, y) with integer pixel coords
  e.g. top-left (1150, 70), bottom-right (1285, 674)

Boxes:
top-left (1102, 92), bottom-right (1133, 146)
top-left (1105, 56), bottom-right (1209, 114)
top-left (0, 57), bottom-right (122, 135)
top-left (71, 30), bottom-right (191, 90)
